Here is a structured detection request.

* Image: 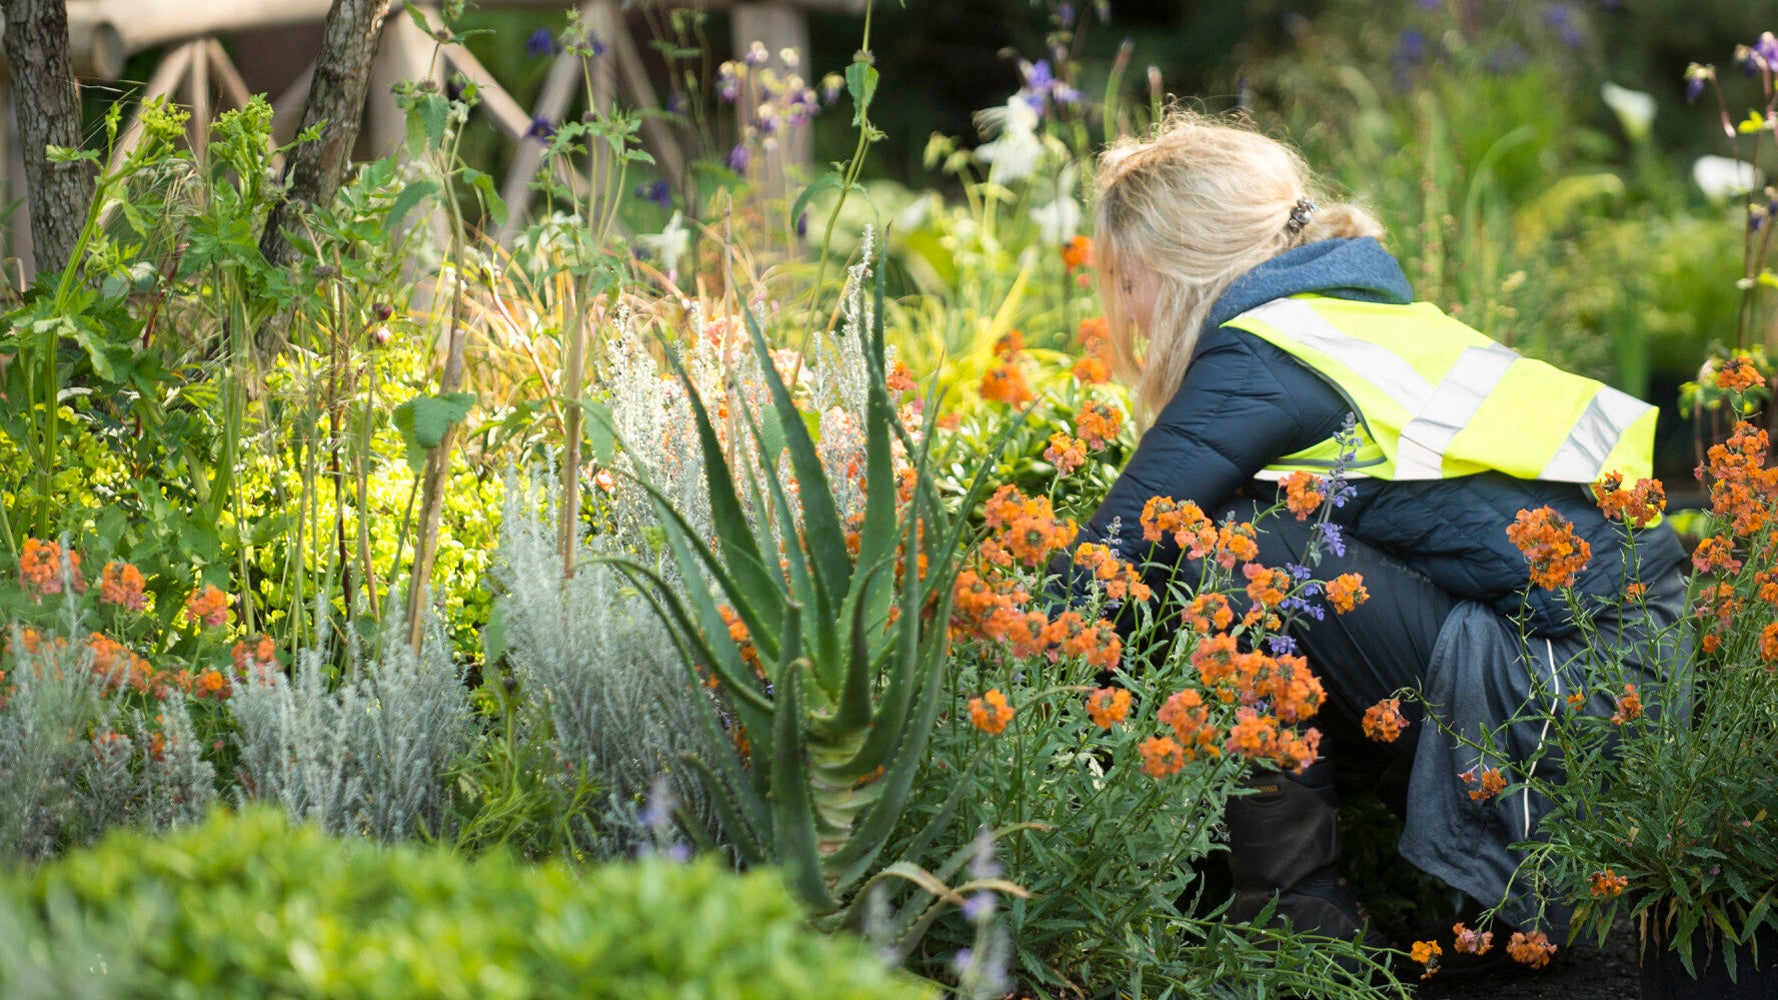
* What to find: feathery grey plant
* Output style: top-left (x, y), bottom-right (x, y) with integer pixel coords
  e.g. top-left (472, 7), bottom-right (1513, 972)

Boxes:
top-left (0, 627), bottom-right (112, 860)
top-left (232, 616), bottom-right (468, 840)
top-left (492, 475), bottom-right (719, 855)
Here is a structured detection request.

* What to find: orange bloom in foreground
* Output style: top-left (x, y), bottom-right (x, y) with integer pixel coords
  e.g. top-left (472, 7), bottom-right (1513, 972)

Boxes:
top-left (1074, 400), bottom-right (1123, 451)
top-left (183, 585), bottom-right (230, 628)
top-left (1506, 930), bottom-right (1557, 969)
top-left (1589, 869), bottom-right (1628, 898)
top-left (1452, 923), bottom-right (1494, 956)
top-left (1280, 471), bottom-right (1324, 520)
top-left (1410, 939), bottom-right (1443, 979)
top-left (979, 361), bottom-right (1033, 407)
top-left (1044, 432), bottom-right (1087, 476)
top-left (1138, 735), bottom-right (1186, 778)
top-left (1505, 506), bottom-right (1591, 590)
top-left (1085, 687), bottom-right (1131, 729)
top-left (1361, 697), bottom-right (1410, 743)
top-left (969, 689), bottom-right (1014, 735)
top-left (1464, 766), bottom-right (1507, 801)
top-left (1714, 355), bottom-right (1766, 392)
top-left (1591, 472), bottom-right (1666, 529)
top-left (1325, 573), bottom-right (1369, 614)
top-left (18, 538), bottom-right (83, 599)
top-left (1611, 683), bottom-right (1643, 725)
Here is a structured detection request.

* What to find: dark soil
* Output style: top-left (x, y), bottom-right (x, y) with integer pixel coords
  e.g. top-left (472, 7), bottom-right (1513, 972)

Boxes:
top-left (1413, 918), bottom-right (1644, 1000)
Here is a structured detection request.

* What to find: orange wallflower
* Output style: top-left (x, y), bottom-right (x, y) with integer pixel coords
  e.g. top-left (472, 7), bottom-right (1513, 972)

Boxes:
top-left (1714, 355), bottom-right (1766, 392)
top-left (18, 538), bottom-right (83, 599)
top-left (1157, 688), bottom-right (1210, 742)
top-left (1073, 400), bottom-right (1123, 450)
top-left (1280, 471), bottom-right (1324, 520)
top-left (1464, 766), bottom-right (1507, 801)
top-left (1073, 317), bottom-right (1113, 384)
top-left (1506, 930), bottom-right (1557, 969)
top-left (1410, 939), bottom-right (1442, 979)
top-left (969, 689), bottom-right (1015, 735)
top-left (183, 586), bottom-right (230, 628)
top-left (1061, 235), bottom-right (1094, 272)
top-left (886, 359), bottom-right (917, 395)
top-left (1702, 422), bottom-right (1778, 536)
top-left (1072, 355), bottom-right (1110, 385)
top-left (1070, 543), bottom-right (1151, 601)
top-left (993, 329), bottom-right (1026, 358)
top-left (1138, 735), bottom-right (1186, 778)
top-left (1044, 432), bottom-right (1087, 476)
top-left (1325, 573), bottom-right (1369, 614)
top-left (1214, 522), bottom-right (1260, 568)
top-left (1140, 497), bottom-right (1217, 557)
top-left (979, 361), bottom-right (1034, 407)
top-left (1762, 623), bottom-right (1778, 662)
top-left (1625, 582), bottom-right (1647, 601)
top-left (1085, 687), bottom-right (1131, 728)
top-left (1505, 506), bottom-right (1592, 589)
top-left (1692, 536), bottom-right (1743, 575)
top-left (717, 605), bottom-right (764, 677)
top-left (1452, 923), bottom-right (1494, 956)
top-left (1243, 564), bottom-right (1288, 607)
top-left (99, 561), bottom-right (147, 611)
top-left (1591, 472), bottom-right (1666, 528)
top-left (1589, 869), bottom-right (1628, 898)
top-left (1611, 683), bottom-right (1643, 724)
top-left (1361, 697), bottom-right (1410, 743)
top-left (190, 667), bottom-right (231, 702)
top-left (1184, 593), bottom-right (1234, 634)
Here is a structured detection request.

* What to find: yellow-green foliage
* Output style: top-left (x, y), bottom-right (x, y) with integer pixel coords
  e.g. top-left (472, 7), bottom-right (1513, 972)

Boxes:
top-left (0, 807), bottom-right (936, 1000)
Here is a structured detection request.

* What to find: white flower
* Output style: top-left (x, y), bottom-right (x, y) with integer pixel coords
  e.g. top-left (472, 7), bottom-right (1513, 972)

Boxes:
top-left (637, 210), bottom-right (690, 273)
top-left (973, 97), bottom-right (1043, 182)
top-left (1029, 165), bottom-right (1081, 245)
top-left (1601, 82), bottom-right (1655, 143)
top-left (1693, 156), bottom-right (1763, 200)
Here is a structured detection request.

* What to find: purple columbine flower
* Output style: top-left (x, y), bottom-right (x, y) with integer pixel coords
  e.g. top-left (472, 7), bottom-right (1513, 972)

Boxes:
top-left (637, 179), bottom-right (672, 211)
top-left (728, 143), bottom-right (752, 172)
top-left (526, 26), bottom-right (557, 58)
top-left (526, 115), bottom-right (556, 142)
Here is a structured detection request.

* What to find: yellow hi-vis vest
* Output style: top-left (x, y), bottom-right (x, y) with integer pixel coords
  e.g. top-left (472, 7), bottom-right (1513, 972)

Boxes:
top-left (1223, 295), bottom-right (1658, 483)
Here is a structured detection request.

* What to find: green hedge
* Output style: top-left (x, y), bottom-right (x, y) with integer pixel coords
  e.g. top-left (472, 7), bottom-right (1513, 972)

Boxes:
top-left (0, 808), bottom-right (934, 1000)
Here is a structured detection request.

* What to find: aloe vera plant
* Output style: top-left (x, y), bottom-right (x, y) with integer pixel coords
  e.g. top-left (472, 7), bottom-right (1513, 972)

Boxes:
top-left (593, 263), bottom-right (1019, 927)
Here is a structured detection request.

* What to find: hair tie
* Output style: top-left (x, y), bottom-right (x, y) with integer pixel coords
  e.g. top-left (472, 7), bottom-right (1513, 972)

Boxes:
top-left (1285, 197), bottom-right (1317, 235)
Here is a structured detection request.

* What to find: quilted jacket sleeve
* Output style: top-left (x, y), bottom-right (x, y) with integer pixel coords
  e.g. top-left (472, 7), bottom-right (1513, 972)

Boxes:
top-left (1062, 329), bottom-right (1350, 577)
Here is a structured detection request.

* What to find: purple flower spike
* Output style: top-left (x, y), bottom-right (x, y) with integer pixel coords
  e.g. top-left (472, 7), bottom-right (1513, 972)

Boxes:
top-left (526, 26), bottom-right (556, 58)
top-left (728, 144), bottom-right (751, 173)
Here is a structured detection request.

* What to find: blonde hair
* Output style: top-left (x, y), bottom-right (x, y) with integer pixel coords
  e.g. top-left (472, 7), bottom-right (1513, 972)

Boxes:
top-left (1094, 109), bottom-right (1385, 425)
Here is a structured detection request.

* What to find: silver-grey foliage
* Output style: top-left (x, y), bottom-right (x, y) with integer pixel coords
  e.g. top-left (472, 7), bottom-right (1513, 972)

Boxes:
top-left (231, 618), bottom-right (469, 841)
top-left (492, 477), bottom-right (720, 856)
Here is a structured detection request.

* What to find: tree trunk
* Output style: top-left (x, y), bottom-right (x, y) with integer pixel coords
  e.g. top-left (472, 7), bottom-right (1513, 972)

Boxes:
top-left (257, 0), bottom-right (392, 277)
top-left (3, 0), bottom-right (97, 279)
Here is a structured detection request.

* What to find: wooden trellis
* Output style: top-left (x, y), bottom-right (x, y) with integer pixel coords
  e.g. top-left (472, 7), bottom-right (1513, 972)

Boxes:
top-left (0, 0), bottom-right (863, 279)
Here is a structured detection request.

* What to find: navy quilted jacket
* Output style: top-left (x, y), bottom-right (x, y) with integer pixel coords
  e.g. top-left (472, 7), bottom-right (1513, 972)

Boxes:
top-left (1063, 237), bottom-right (1687, 636)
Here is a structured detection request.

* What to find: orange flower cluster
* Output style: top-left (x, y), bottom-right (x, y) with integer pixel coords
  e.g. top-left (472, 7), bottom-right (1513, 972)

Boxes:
top-left (1061, 235), bottom-right (1093, 272)
top-left (1452, 923), bottom-right (1494, 956)
top-left (1153, 688), bottom-right (1222, 762)
top-left (1698, 581), bottom-right (1740, 654)
top-left (980, 361), bottom-right (1034, 407)
top-left (1506, 930), bottom-right (1557, 969)
top-left (1462, 765), bottom-right (1508, 801)
top-left (1086, 686), bottom-right (1131, 728)
top-left (1611, 683), bottom-right (1643, 724)
top-left (1073, 400), bottom-right (1123, 450)
top-left (1184, 593), bottom-right (1235, 634)
top-left (1190, 632), bottom-right (1326, 724)
top-left (1243, 564), bottom-right (1289, 607)
top-left (1072, 317), bottom-right (1113, 385)
top-left (717, 605), bottom-right (764, 677)
top-left (1714, 355), bottom-right (1766, 392)
top-left (1141, 496), bottom-right (1218, 557)
top-left (1225, 707), bottom-right (1322, 772)
top-left (18, 538), bottom-right (84, 599)
top-left (1325, 573), bottom-right (1369, 614)
top-left (949, 575), bottom-right (1121, 668)
top-left (87, 632), bottom-right (162, 697)
top-left (1762, 622), bottom-right (1778, 662)
top-left (1691, 535), bottom-right (1743, 575)
top-left (981, 485), bottom-right (1079, 568)
top-left (993, 330), bottom-right (1025, 358)
top-left (175, 667), bottom-right (232, 702)
top-left (1138, 735), bottom-right (1186, 777)
top-left (1280, 471), bottom-right (1324, 520)
top-left (1589, 868), bottom-right (1628, 898)
top-left (99, 561), bottom-right (147, 612)
top-left (1044, 432), bottom-right (1087, 476)
top-left (1070, 543), bottom-right (1152, 601)
top-left (886, 359), bottom-right (917, 395)
top-left (1411, 939), bottom-right (1443, 979)
top-left (1702, 422), bottom-right (1778, 536)
top-left (969, 689), bottom-right (1015, 734)
top-left (1361, 697), bottom-right (1410, 743)
top-left (1505, 506), bottom-right (1592, 590)
top-left (233, 635), bottom-right (279, 681)
top-left (183, 586), bottom-right (230, 628)
top-left (1591, 472), bottom-right (1666, 529)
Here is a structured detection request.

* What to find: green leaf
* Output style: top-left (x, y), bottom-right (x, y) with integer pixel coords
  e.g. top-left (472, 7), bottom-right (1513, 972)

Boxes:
top-left (392, 392), bottom-right (475, 473)
top-left (845, 61), bottom-right (879, 127)
top-left (791, 171), bottom-right (844, 226)
top-left (386, 178), bottom-right (439, 234)
top-left (583, 400), bottom-right (615, 465)
top-left (462, 167), bottom-right (509, 226)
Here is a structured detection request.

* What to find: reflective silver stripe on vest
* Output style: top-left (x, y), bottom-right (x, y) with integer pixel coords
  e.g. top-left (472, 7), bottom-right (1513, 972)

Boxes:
top-left (1538, 385), bottom-right (1654, 481)
top-left (1394, 343), bottom-right (1520, 479)
top-left (1240, 299), bottom-right (1434, 408)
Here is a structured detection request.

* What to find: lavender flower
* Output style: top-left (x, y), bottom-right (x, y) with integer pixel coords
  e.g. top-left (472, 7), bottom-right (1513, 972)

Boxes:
top-left (961, 892), bottom-right (996, 922)
top-left (728, 143), bottom-right (752, 173)
top-left (1265, 633), bottom-right (1301, 654)
top-left (526, 26), bottom-right (557, 58)
top-left (1314, 521), bottom-right (1347, 558)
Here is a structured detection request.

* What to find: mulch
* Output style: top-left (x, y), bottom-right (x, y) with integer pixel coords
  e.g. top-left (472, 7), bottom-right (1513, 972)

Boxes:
top-left (1414, 918), bottom-right (1644, 1000)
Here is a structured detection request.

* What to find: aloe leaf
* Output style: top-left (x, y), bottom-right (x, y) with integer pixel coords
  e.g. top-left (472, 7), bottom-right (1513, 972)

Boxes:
top-left (683, 753), bottom-right (766, 865)
top-left (769, 633), bottom-right (838, 913)
top-left (738, 306), bottom-right (852, 660)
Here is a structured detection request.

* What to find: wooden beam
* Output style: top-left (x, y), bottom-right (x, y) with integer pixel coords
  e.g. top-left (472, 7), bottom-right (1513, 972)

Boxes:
top-left (107, 40), bottom-right (196, 173)
top-left (204, 38), bottom-right (254, 113)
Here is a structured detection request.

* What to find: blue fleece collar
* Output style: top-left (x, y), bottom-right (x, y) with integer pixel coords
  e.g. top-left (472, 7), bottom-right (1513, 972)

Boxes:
top-left (1202, 237), bottom-right (1414, 334)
